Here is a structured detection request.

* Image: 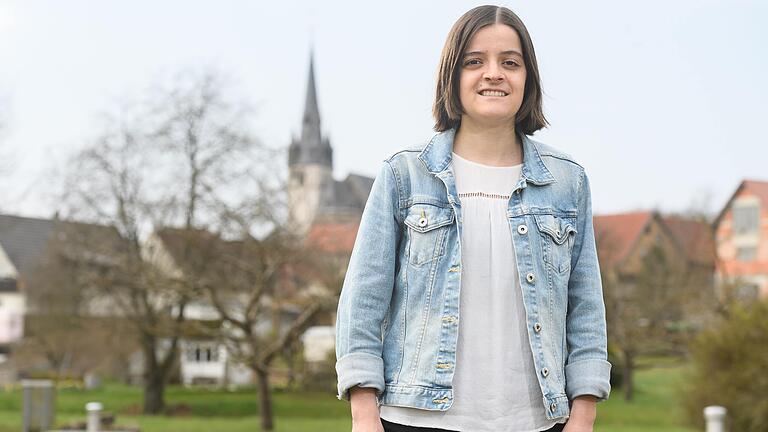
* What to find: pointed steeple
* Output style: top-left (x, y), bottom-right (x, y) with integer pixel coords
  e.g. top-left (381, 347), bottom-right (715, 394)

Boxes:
top-left (303, 53), bottom-right (320, 135)
top-left (289, 49), bottom-right (332, 168)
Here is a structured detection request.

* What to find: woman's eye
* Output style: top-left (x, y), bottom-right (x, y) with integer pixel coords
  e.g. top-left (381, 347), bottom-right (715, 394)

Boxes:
top-left (504, 60), bottom-right (520, 67)
top-left (464, 59), bottom-right (481, 66)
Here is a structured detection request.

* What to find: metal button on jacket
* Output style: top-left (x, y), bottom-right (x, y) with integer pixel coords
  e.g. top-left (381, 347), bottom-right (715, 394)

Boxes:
top-left (542, 367), bottom-right (549, 377)
top-left (526, 272), bottom-right (535, 283)
top-left (418, 216), bottom-right (428, 228)
top-left (534, 322), bottom-right (542, 333)
top-left (517, 224), bottom-right (528, 235)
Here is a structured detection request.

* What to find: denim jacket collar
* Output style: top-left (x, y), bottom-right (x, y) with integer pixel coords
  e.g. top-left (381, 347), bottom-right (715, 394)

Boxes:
top-left (418, 127), bottom-right (557, 187)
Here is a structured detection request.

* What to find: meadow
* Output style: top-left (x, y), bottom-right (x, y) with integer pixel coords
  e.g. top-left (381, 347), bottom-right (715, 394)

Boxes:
top-left (0, 364), bottom-right (698, 432)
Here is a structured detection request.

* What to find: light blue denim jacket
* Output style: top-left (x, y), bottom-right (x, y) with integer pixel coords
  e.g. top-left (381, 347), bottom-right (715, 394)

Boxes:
top-left (335, 128), bottom-right (611, 420)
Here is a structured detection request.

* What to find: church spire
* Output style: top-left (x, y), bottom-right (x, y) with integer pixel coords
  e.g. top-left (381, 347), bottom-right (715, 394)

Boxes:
top-left (303, 51), bottom-right (320, 134)
top-left (289, 49), bottom-right (332, 168)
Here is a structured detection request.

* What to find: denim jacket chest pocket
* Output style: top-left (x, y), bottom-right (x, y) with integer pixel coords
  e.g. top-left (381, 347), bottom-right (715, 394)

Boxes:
top-left (404, 204), bottom-right (454, 267)
top-left (534, 214), bottom-right (578, 274)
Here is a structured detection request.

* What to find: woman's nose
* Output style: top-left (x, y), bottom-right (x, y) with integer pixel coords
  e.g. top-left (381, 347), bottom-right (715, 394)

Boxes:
top-left (483, 66), bottom-right (503, 82)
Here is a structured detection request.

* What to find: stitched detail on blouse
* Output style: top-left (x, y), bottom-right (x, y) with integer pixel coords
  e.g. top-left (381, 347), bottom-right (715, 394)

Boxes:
top-left (458, 191), bottom-right (511, 200)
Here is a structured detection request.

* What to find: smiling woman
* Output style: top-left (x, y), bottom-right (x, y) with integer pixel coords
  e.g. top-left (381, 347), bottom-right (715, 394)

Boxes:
top-left (336, 5), bottom-right (610, 432)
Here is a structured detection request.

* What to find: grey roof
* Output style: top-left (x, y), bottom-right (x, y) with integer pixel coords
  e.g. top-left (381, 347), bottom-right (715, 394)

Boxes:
top-left (288, 50), bottom-right (332, 167)
top-left (0, 244), bottom-right (17, 279)
top-left (0, 214), bottom-right (54, 275)
top-left (0, 214), bottom-right (124, 279)
top-left (317, 173), bottom-right (374, 217)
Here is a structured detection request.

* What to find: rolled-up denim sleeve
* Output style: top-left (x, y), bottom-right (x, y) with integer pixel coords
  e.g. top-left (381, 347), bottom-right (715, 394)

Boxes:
top-left (335, 160), bottom-right (401, 401)
top-left (565, 169), bottom-right (612, 402)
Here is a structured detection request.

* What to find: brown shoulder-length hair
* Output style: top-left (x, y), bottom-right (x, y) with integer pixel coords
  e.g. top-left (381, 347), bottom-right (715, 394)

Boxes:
top-left (433, 5), bottom-right (548, 135)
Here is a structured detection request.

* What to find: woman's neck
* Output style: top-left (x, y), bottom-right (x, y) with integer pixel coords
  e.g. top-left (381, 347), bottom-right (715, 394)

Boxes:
top-left (452, 120), bottom-right (523, 167)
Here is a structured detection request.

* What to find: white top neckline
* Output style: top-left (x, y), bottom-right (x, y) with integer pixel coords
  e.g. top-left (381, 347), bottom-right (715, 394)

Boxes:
top-left (451, 151), bottom-right (522, 170)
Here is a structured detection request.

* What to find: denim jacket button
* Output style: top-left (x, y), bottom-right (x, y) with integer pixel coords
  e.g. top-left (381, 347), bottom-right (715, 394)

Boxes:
top-left (418, 216), bottom-right (428, 228)
top-left (517, 224), bottom-right (528, 235)
top-left (550, 402), bottom-right (557, 412)
top-left (541, 367), bottom-right (549, 377)
top-left (534, 322), bottom-right (542, 332)
top-left (526, 273), bottom-right (535, 283)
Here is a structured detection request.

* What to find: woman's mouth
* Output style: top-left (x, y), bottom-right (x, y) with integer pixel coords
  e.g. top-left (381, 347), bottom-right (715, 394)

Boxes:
top-left (478, 90), bottom-right (508, 97)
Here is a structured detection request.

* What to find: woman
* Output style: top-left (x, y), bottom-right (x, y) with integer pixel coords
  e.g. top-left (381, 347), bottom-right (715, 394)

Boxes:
top-left (335, 5), bottom-right (611, 432)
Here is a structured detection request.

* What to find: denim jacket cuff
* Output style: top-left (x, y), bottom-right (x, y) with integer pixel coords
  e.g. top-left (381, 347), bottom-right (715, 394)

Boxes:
top-left (335, 352), bottom-right (385, 401)
top-left (565, 358), bottom-right (612, 402)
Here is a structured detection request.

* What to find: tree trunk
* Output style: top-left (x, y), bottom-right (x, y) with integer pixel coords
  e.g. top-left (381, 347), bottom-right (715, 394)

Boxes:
top-left (255, 367), bottom-right (274, 431)
top-left (622, 349), bottom-right (635, 402)
top-left (143, 373), bottom-right (166, 414)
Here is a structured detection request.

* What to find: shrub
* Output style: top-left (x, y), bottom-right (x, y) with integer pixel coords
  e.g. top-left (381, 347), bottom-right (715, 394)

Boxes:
top-left (680, 299), bottom-right (768, 431)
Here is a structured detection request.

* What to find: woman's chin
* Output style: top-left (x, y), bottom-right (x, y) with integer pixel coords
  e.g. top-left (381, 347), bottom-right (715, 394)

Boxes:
top-left (464, 112), bottom-right (517, 126)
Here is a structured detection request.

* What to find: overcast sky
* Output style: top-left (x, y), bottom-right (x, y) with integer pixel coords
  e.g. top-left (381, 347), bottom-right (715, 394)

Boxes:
top-left (1, 0), bottom-right (766, 219)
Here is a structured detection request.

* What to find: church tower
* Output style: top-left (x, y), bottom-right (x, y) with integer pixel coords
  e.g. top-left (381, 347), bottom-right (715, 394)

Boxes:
top-left (288, 52), bottom-right (333, 234)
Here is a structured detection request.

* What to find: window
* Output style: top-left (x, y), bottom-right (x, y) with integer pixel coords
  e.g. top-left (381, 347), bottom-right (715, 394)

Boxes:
top-left (736, 247), bottom-right (757, 262)
top-left (185, 343), bottom-right (219, 363)
top-left (732, 203), bottom-right (760, 234)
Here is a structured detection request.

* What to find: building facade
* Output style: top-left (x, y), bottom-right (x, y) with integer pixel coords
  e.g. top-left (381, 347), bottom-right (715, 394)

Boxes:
top-left (713, 179), bottom-right (768, 299)
top-left (287, 52), bottom-right (373, 235)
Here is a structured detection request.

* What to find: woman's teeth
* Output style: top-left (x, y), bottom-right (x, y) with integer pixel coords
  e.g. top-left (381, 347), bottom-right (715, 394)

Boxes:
top-left (480, 90), bottom-right (507, 97)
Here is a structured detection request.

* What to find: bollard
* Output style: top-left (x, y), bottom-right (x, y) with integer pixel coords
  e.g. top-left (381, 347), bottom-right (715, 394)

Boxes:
top-left (21, 379), bottom-right (55, 432)
top-left (86, 402), bottom-right (103, 432)
top-left (704, 405), bottom-right (727, 432)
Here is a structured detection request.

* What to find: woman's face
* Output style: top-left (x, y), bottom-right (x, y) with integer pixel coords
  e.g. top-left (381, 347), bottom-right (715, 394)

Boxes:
top-left (459, 23), bottom-right (527, 127)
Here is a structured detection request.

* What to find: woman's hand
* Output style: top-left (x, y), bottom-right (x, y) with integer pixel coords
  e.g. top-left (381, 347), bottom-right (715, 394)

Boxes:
top-left (350, 386), bottom-right (384, 432)
top-left (563, 395), bottom-right (597, 432)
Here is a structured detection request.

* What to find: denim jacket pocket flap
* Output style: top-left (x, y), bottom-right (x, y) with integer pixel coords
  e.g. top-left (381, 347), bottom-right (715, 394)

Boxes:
top-left (404, 205), bottom-right (454, 233)
top-left (534, 214), bottom-right (577, 245)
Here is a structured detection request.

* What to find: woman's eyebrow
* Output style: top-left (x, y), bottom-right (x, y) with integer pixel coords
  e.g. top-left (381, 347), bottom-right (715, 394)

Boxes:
top-left (463, 50), bottom-right (523, 57)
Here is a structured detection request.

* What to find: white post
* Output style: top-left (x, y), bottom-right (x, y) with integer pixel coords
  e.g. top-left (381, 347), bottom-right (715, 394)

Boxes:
top-left (86, 402), bottom-right (103, 432)
top-left (704, 405), bottom-right (727, 432)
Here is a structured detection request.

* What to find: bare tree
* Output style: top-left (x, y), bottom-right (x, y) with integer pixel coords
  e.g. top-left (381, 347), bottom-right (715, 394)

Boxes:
top-left (62, 68), bottom-right (275, 414)
top-left (174, 225), bottom-right (341, 431)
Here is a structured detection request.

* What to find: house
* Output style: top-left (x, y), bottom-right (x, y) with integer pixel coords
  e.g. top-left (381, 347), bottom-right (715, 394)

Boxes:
top-left (593, 210), bottom-right (716, 336)
top-left (594, 211), bottom-right (686, 279)
top-left (593, 210), bottom-right (715, 279)
top-left (142, 228), bottom-right (256, 387)
top-left (0, 214), bottom-right (127, 381)
top-left (0, 244), bottom-right (23, 349)
top-left (144, 227), bottom-right (317, 387)
top-left (713, 179), bottom-right (768, 299)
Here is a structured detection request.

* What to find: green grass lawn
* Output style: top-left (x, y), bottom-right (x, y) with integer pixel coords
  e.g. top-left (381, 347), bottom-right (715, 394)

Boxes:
top-left (0, 365), bottom-right (697, 431)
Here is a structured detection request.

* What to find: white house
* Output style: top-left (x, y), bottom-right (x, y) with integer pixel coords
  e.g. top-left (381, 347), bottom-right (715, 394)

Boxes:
top-left (0, 245), bottom-right (24, 348)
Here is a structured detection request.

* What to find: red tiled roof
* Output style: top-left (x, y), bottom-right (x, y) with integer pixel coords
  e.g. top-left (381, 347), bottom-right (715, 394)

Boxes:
top-left (661, 216), bottom-right (716, 266)
top-left (742, 179), bottom-right (768, 204)
top-left (305, 221), bottom-right (360, 254)
top-left (593, 211), bottom-right (654, 268)
top-left (714, 179), bottom-right (768, 227)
